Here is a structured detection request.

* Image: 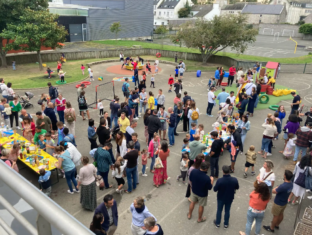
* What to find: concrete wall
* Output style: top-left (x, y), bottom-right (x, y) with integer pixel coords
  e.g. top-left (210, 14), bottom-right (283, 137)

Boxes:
top-left (220, 10), bottom-right (242, 16)
top-left (258, 23), bottom-right (303, 38)
top-left (286, 6), bottom-right (310, 24)
top-left (246, 14), bottom-right (284, 24)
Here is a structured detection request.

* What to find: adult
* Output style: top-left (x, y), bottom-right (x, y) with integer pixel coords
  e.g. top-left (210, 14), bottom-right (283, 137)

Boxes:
top-left (128, 90), bottom-right (137, 122)
top-left (90, 213), bottom-right (106, 235)
top-left (188, 162), bottom-right (214, 222)
top-left (6, 82), bottom-right (15, 101)
top-left (118, 112), bottom-right (130, 134)
top-left (256, 160), bottom-right (275, 198)
top-left (246, 87), bottom-right (257, 117)
top-left (94, 143), bottom-right (113, 189)
top-left (228, 65), bottom-right (236, 86)
top-left (174, 102), bottom-right (182, 136)
top-left (122, 77), bottom-right (130, 102)
top-left (173, 79), bottom-right (182, 96)
top-left (48, 82), bottom-right (58, 112)
top-left (207, 87), bottom-right (215, 117)
top-left (143, 217), bottom-right (163, 235)
top-left (213, 165), bottom-right (239, 229)
top-left (209, 131), bottom-right (224, 178)
top-left (153, 141), bottom-right (170, 187)
top-left (19, 109), bottom-right (33, 122)
top-left (293, 123), bottom-right (312, 164)
top-left (60, 141), bottom-right (82, 169)
top-left (182, 91), bottom-right (192, 106)
top-left (130, 196), bottom-right (157, 235)
top-left (88, 119), bottom-right (98, 150)
top-left (146, 110), bottom-right (161, 144)
top-left (9, 97), bottom-right (22, 129)
top-left (218, 99), bottom-right (231, 119)
top-left (217, 88), bottom-right (229, 108)
top-left (214, 67), bottom-right (220, 86)
top-left (187, 101), bottom-right (200, 131)
top-left (0, 78), bottom-right (8, 100)
top-left (78, 91), bottom-right (90, 120)
top-left (239, 183), bottom-right (270, 235)
top-left (139, 88), bottom-right (147, 116)
top-left (156, 89), bottom-right (165, 111)
top-left (183, 99), bottom-right (191, 132)
top-left (225, 125), bottom-right (242, 173)
top-left (282, 114), bottom-right (300, 147)
top-left (36, 111), bottom-right (52, 133)
top-left (55, 93), bottom-right (66, 123)
top-left (54, 146), bottom-right (79, 194)
top-left (110, 97), bottom-right (120, 128)
top-left (63, 128), bottom-right (76, 146)
top-left (254, 80), bottom-right (262, 108)
top-left (300, 106), bottom-right (312, 126)
top-left (77, 83), bottom-right (85, 97)
top-left (290, 91), bottom-right (301, 114)
top-left (147, 91), bottom-right (155, 112)
top-left (148, 133), bottom-right (160, 173)
top-left (44, 102), bottom-right (58, 132)
top-left (125, 120), bottom-right (137, 144)
top-left (236, 67), bottom-right (243, 83)
top-left (102, 112), bottom-right (111, 130)
top-left (97, 118), bottom-right (114, 163)
top-left (21, 117), bottom-right (35, 142)
top-left (263, 170), bottom-right (293, 233)
top-left (238, 94), bottom-right (248, 119)
top-left (237, 115), bottom-right (250, 152)
top-left (115, 131), bottom-right (127, 158)
top-left (64, 101), bottom-right (76, 135)
top-left (258, 118), bottom-right (277, 159)
top-left (134, 68), bottom-right (139, 87)
top-left (173, 93), bottom-right (181, 113)
top-left (77, 156), bottom-right (97, 211)
top-left (0, 149), bottom-right (17, 170)
top-left (143, 109), bottom-right (151, 143)
top-left (167, 107), bottom-right (176, 147)
top-left (189, 135), bottom-right (207, 167)
top-left (157, 106), bottom-right (169, 140)
top-left (94, 194), bottom-right (118, 235)
top-left (123, 141), bottom-right (139, 194)
top-left (217, 67), bottom-right (224, 87)
top-left (238, 76), bottom-right (248, 91)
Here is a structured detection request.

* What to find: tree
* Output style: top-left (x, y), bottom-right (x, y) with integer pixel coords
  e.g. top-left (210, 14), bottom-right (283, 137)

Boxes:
top-left (178, 1), bottom-right (191, 18)
top-left (297, 20), bottom-right (305, 26)
top-left (176, 14), bottom-right (257, 64)
top-left (0, 0), bottom-right (48, 67)
top-left (110, 22), bottom-right (122, 40)
top-left (155, 25), bottom-right (168, 49)
top-left (171, 34), bottom-right (183, 48)
top-left (299, 23), bottom-right (312, 35)
top-left (1, 8), bottom-right (68, 70)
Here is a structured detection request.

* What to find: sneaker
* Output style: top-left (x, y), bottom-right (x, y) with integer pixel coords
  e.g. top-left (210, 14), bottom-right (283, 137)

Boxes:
top-left (292, 200), bottom-right (299, 205)
top-left (74, 189), bottom-right (80, 193)
top-left (213, 220), bottom-right (220, 228)
top-left (16, 126), bottom-right (21, 130)
top-left (306, 189), bottom-right (312, 193)
top-left (209, 115), bottom-right (214, 117)
top-left (67, 190), bottom-right (74, 195)
top-left (125, 190), bottom-right (131, 194)
top-left (224, 224), bottom-right (228, 229)
top-left (251, 171), bottom-right (255, 176)
top-left (266, 153), bottom-right (272, 156)
top-left (142, 174), bottom-right (148, 177)
top-left (243, 173), bottom-right (247, 178)
top-left (138, 115), bottom-right (141, 118)
top-left (263, 225), bottom-right (274, 232)
top-left (177, 175), bottom-right (180, 181)
top-left (134, 117), bottom-right (139, 120)
top-left (116, 189), bottom-right (120, 193)
top-left (168, 144), bottom-right (173, 147)
top-left (275, 226), bottom-right (279, 230)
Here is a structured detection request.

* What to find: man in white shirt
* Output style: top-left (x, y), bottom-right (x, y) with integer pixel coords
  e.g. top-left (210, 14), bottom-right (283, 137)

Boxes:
top-left (228, 91), bottom-right (235, 105)
top-left (0, 78), bottom-right (8, 100)
top-left (207, 87), bottom-right (215, 117)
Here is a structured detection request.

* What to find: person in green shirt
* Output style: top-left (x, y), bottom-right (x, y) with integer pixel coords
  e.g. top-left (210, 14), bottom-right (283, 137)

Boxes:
top-left (36, 111), bottom-right (52, 133)
top-left (33, 126), bottom-right (47, 145)
top-left (9, 97), bottom-right (22, 129)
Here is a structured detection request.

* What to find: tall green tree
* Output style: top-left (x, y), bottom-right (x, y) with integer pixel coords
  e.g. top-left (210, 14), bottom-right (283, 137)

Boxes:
top-left (176, 14), bottom-right (258, 64)
top-left (178, 1), bottom-right (191, 18)
top-left (299, 23), bottom-right (312, 35)
top-left (0, 0), bottom-right (48, 67)
top-left (1, 8), bottom-right (68, 70)
top-left (110, 22), bottom-right (122, 40)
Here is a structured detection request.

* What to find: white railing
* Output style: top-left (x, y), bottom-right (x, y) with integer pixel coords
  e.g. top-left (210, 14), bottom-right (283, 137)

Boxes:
top-left (0, 160), bottom-right (94, 235)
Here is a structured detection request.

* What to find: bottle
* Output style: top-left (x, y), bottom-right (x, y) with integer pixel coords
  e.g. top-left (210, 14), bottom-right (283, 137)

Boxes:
top-left (36, 158), bottom-right (40, 167)
top-left (46, 160), bottom-right (49, 170)
top-left (19, 150), bottom-right (23, 159)
top-left (23, 148), bottom-right (27, 159)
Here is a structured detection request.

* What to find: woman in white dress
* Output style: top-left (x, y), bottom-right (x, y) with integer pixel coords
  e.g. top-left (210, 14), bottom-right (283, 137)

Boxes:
top-left (288, 155), bottom-right (312, 205)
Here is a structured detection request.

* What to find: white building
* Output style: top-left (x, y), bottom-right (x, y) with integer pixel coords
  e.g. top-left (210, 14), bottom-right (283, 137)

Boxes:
top-left (191, 4), bottom-right (221, 20)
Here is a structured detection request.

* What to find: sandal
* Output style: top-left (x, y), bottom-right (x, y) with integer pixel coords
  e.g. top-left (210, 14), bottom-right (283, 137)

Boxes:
top-left (197, 217), bottom-right (206, 223)
top-left (187, 213), bottom-right (192, 220)
top-left (163, 138), bottom-right (168, 141)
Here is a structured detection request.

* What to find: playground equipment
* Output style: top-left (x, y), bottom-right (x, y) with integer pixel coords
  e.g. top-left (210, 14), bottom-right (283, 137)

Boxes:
top-left (98, 76), bottom-right (103, 81)
top-left (156, 52), bottom-right (161, 58)
top-left (269, 105), bottom-right (279, 111)
top-left (125, 62), bottom-right (144, 70)
top-left (88, 81), bottom-right (115, 109)
top-left (272, 88), bottom-right (296, 97)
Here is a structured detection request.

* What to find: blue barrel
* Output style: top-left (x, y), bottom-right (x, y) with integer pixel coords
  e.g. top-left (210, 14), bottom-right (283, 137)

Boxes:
top-left (196, 70), bottom-right (201, 77)
top-left (224, 72), bottom-right (229, 78)
top-left (154, 98), bottom-right (158, 105)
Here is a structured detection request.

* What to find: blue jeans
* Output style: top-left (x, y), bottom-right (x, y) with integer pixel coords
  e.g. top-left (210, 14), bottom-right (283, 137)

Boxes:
top-left (142, 165), bottom-right (146, 174)
top-left (98, 170), bottom-right (109, 188)
top-left (65, 168), bottom-right (78, 192)
top-left (168, 126), bottom-right (175, 145)
top-left (189, 120), bottom-right (198, 133)
top-left (139, 101), bottom-right (146, 114)
top-left (268, 140), bottom-right (272, 153)
top-left (150, 155), bottom-right (156, 171)
top-left (174, 117), bottom-right (180, 134)
top-left (245, 209), bottom-right (265, 235)
top-left (210, 157), bottom-right (219, 177)
top-left (135, 105), bottom-right (139, 117)
top-left (58, 110), bottom-right (64, 123)
top-left (293, 145), bottom-right (307, 161)
top-left (216, 200), bottom-right (232, 226)
top-left (254, 95), bottom-right (259, 108)
top-left (126, 166), bottom-right (137, 192)
top-left (241, 133), bottom-right (247, 146)
top-left (51, 99), bottom-right (57, 113)
top-left (108, 148), bottom-right (115, 164)
top-left (111, 113), bottom-right (118, 128)
top-left (207, 102), bottom-right (214, 115)
top-left (261, 138), bottom-right (271, 152)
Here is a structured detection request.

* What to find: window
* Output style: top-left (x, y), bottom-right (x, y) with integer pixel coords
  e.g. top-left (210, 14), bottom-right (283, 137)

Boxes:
top-left (159, 11), bottom-right (161, 16)
top-left (167, 12), bottom-right (169, 16)
top-left (154, 11), bottom-right (156, 15)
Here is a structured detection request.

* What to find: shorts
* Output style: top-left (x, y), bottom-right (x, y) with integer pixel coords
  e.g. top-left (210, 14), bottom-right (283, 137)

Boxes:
top-left (115, 177), bottom-right (125, 186)
top-left (175, 74), bottom-right (178, 78)
top-left (190, 192), bottom-right (207, 207)
top-left (90, 76), bottom-right (93, 78)
top-left (245, 162), bottom-right (254, 168)
top-left (230, 151), bottom-right (239, 162)
top-left (271, 203), bottom-right (287, 216)
top-left (180, 73), bottom-right (183, 76)
top-left (123, 91), bottom-right (130, 98)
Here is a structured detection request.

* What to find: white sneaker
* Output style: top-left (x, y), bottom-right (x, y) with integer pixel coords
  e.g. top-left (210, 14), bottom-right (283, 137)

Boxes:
top-left (116, 189), bottom-right (120, 192)
top-left (138, 115), bottom-right (141, 118)
top-left (74, 189), bottom-right (80, 193)
top-left (306, 189), bottom-right (312, 193)
top-left (267, 153), bottom-right (272, 156)
top-left (307, 196), bottom-right (312, 200)
top-left (67, 190), bottom-right (74, 195)
top-left (142, 174), bottom-right (148, 177)
top-left (134, 117), bottom-right (139, 120)
top-left (16, 126), bottom-right (21, 130)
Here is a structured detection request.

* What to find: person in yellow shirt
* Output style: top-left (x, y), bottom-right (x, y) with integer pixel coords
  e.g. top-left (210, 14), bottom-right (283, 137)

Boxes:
top-left (148, 91), bottom-right (155, 111)
top-left (118, 112), bottom-right (130, 133)
top-left (267, 76), bottom-right (276, 89)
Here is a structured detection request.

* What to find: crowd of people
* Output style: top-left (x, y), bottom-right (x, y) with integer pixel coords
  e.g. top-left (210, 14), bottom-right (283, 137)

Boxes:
top-left (0, 59), bottom-right (312, 235)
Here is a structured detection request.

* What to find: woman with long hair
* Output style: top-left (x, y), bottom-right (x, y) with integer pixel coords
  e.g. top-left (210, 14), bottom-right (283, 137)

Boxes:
top-left (9, 144), bottom-right (19, 172)
top-left (256, 160), bottom-right (275, 198)
top-left (153, 141), bottom-right (170, 187)
top-left (64, 101), bottom-right (76, 135)
top-left (21, 117), bottom-right (35, 142)
top-left (174, 101), bottom-right (183, 135)
top-left (183, 99), bottom-right (191, 132)
top-left (247, 87), bottom-right (257, 117)
top-left (90, 213), bottom-right (106, 235)
top-left (187, 101), bottom-right (199, 131)
top-left (148, 132), bottom-right (160, 173)
top-left (237, 115), bottom-right (250, 153)
top-left (115, 131), bottom-right (127, 158)
top-left (143, 109), bottom-right (151, 143)
top-left (277, 105), bottom-right (286, 127)
top-left (157, 106), bottom-right (169, 140)
top-left (239, 183), bottom-right (270, 235)
top-left (258, 118), bottom-right (277, 159)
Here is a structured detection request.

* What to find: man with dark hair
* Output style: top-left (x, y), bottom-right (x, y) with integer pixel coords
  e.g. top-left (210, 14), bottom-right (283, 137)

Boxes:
top-left (263, 170), bottom-right (293, 233)
top-left (36, 111), bottom-right (52, 133)
top-left (207, 87), bottom-right (215, 117)
top-left (183, 91), bottom-right (192, 105)
top-left (146, 109), bottom-right (161, 144)
top-left (47, 82), bottom-right (58, 113)
top-left (217, 88), bottom-right (229, 109)
top-left (94, 194), bottom-right (118, 235)
top-left (290, 91), bottom-right (301, 114)
top-left (110, 96), bottom-right (120, 128)
top-left (188, 161), bottom-right (213, 223)
top-left (238, 94), bottom-right (248, 118)
top-left (123, 141), bottom-right (139, 193)
top-left (209, 131), bottom-right (224, 178)
top-left (125, 120), bottom-right (137, 144)
top-left (293, 122), bottom-right (312, 164)
top-left (44, 102), bottom-right (58, 132)
top-left (122, 78), bottom-right (130, 102)
top-left (189, 135), bottom-right (207, 168)
top-left (97, 119), bottom-right (114, 163)
top-left (213, 165), bottom-right (239, 229)
top-left (118, 112), bottom-right (130, 134)
top-left (225, 125), bottom-right (242, 173)
top-left (228, 65), bottom-right (236, 86)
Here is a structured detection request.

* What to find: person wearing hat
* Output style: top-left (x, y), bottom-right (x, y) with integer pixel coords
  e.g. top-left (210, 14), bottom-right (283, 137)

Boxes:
top-left (77, 83), bottom-right (85, 97)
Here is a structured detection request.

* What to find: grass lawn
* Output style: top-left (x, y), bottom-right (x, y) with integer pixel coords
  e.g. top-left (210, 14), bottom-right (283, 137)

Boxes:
top-left (1, 57), bottom-right (119, 89)
top-left (93, 40), bottom-right (312, 64)
top-left (214, 84), bottom-right (294, 111)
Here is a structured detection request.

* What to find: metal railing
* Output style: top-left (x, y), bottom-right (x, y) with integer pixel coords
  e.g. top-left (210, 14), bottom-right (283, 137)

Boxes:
top-left (0, 160), bottom-right (94, 235)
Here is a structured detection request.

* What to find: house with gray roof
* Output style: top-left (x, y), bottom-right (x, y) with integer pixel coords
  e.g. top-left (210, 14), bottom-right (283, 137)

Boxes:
top-left (191, 4), bottom-right (221, 20)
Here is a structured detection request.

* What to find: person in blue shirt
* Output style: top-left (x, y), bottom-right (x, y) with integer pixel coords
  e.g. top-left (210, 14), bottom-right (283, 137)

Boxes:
top-left (238, 94), bottom-right (249, 119)
top-left (63, 127), bottom-right (77, 147)
top-left (38, 135), bottom-right (46, 151)
top-left (38, 169), bottom-right (51, 197)
top-left (174, 66), bottom-right (179, 78)
top-left (189, 122), bottom-right (196, 141)
top-left (57, 121), bottom-right (65, 145)
top-left (216, 88), bottom-right (230, 108)
top-left (215, 67), bottom-right (220, 85)
top-left (168, 107), bottom-right (176, 146)
top-left (122, 78), bottom-right (130, 102)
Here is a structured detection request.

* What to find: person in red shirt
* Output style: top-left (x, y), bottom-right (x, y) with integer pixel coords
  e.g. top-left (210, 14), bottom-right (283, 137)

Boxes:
top-left (228, 65), bottom-right (236, 87)
top-left (57, 62), bottom-right (62, 73)
top-left (133, 60), bottom-right (137, 70)
top-left (168, 75), bottom-right (174, 93)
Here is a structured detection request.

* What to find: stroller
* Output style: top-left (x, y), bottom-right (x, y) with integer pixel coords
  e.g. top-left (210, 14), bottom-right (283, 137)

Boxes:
top-left (19, 92), bottom-right (34, 109)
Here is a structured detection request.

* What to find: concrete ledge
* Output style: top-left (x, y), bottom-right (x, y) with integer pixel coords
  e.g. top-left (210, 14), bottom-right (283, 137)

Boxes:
top-left (86, 59), bottom-right (179, 68)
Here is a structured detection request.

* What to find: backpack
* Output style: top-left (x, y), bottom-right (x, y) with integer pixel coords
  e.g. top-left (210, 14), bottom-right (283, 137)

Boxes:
top-left (78, 96), bottom-right (86, 106)
top-left (65, 109), bottom-right (75, 123)
top-left (122, 83), bottom-right (127, 92)
top-left (191, 109), bottom-right (199, 120)
top-left (51, 86), bottom-right (58, 99)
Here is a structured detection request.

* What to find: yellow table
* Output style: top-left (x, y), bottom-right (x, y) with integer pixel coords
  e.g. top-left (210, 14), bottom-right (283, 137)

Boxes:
top-left (0, 133), bottom-right (58, 174)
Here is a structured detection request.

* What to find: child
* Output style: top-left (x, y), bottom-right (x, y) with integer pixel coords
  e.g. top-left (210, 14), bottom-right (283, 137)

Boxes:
top-left (12, 61), bottom-right (16, 70)
top-left (268, 76), bottom-right (275, 89)
top-left (89, 70), bottom-right (94, 81)
top-left (177, 153), bottom-right (189, 184)
top-left (3, 104), bottom-right (11, 126)
top-left (196, 124), bottom-right (205, 141)
top-left (263, 73), bottom-right (268, 84)
top-left (47, 67), bottom-right (52, 78)
top-left (154, 63), bottom-right (159, 74)
top-left (274, 112), bottom-right (281, 140)
top-left (88, 66), bottom-right (91, 77)
top-left (45, 133), bottom-right (55, 156)
top-left (168, 75), bottom-right (174, 92)
top-left (56, 121), bottom-right (65, 145)
top-left (243, 145), bottom-right (257, 178)
top-left (181, 138), bottom-right (189, 151)
top-left (81, 64), bottom-right (85, 75)
top-left (179, 66), bottom-right (185, 79)
top-left (175, 66), bottom-right (179, 78)
top-left (38, 169), bottom-right (52, 197)
top-left (112, 160), bottom-right (127, 193)
top-left (146, 61), bottom-right (151, 73)
top-left (282, 133), bottom-right (296, 159)
top-left (97, 100), bottom-right (104, 117)
top-left (189, 123), bottom-right (197, 141)
top-left (59, 69), bottom-right (65, 83)
top-left (38, 135), bottom-right (46, 151)
top-left (216, 112), bottom-right (226, 125)
top-left (150, 74), bottom-right (155, 88)
top-left (185, 133), bottom-right (190, 141)
top-left (141, 149), bottom-right (148, 176)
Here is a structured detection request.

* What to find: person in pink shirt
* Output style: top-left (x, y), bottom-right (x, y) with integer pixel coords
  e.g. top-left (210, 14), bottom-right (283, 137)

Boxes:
top-left (228, 65), bottom-right (236, 87)
top-left (1, 149), bottom-right (17, 171)
top-left (81, 64), bottom-right (85, 75)
top-left (55, 94), bottom-right (66, 123)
